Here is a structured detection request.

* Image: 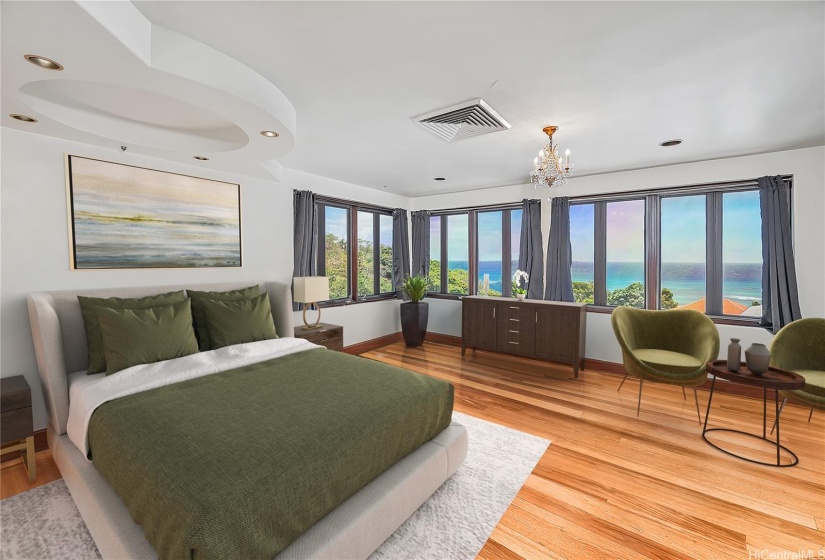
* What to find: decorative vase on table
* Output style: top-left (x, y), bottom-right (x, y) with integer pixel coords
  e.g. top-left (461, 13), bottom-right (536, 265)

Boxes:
top-left (726, 338), bottom-right (741, 371)
top-left (745, 343), bottom-right (771, 375)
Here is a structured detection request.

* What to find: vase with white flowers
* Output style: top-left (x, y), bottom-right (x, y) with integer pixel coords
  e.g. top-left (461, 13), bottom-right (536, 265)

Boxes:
top-left (512, 270), bottom-right (529, 300)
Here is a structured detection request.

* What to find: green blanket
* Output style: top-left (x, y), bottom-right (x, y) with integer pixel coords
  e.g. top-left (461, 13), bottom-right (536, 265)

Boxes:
top-left (88, 348), bottom-right (454, 560)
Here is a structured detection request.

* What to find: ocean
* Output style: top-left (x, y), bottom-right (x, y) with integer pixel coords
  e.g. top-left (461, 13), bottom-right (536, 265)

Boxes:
top-left (448, 260), bottom-right (762, 307)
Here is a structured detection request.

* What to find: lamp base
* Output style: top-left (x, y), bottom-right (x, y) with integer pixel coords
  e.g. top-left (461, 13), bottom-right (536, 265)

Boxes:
top-left (302, 302), bottom-right (322, 330)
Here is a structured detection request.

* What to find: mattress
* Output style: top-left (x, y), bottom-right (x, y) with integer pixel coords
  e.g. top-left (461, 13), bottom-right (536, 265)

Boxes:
top-left (70, 340), bottom-right (454, 560)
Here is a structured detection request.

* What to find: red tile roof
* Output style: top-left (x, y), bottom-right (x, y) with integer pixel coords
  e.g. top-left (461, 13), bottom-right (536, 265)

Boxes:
top-left (676, 297), bottom-right (748, 315)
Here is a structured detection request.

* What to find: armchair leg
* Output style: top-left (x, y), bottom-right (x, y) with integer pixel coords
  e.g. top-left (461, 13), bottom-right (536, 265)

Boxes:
top-left (809, 407), bottom-right (814, 423)
top-left (770, 398), bottom-right (787, 436)
top-left (637, 380), bottom-right (643, 416)
top-left (617, 374), bottom-right (628, 392)
top-left (692, 387), bottom-right (702, 424)
top-left (682, 387), bottom-right (687, 400)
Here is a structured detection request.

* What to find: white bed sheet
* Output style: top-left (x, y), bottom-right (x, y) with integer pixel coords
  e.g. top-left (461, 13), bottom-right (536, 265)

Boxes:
top-left (67, 337), bottom-right (319, 459)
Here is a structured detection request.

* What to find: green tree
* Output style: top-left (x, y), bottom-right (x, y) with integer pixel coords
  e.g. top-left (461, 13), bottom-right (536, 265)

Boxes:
top-left (427, 260), bottom-right (472, 294)
top-left (428, 260), bottom-right (441, 292)
top-left (325, 233), bottom-right (348, 299)
top-left (447, 268), bottom-right (469, 294)
top-left (660, 288), bottom-right (678, 309)
top-left (573, 281), bottom-right (594, 304)
top-left (379, 244), bottom-right (393, 293)
top-left (607, 282), bottom-right (645, 308)
top-left (573, 280), bottom-right (679, 308)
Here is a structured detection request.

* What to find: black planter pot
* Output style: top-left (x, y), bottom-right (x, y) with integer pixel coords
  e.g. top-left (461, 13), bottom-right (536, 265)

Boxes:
top-left (400, 302), bottom-right (429, 347)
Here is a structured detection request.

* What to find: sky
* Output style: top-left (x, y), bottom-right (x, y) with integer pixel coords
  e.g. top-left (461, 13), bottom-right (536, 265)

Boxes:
top-left (429, 210), bottom-right (522, 263)
top-left (324, 207), bottom-right (393, 248)
top-left (570, 192), bottom-right (762, 264)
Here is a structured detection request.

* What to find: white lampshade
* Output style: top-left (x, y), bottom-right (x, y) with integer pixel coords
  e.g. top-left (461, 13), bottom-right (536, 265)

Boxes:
top-left (293, 276), bottom-right (329, 303)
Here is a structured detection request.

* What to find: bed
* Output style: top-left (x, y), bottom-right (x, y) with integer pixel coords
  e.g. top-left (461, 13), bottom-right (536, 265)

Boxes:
top-left (27, 281), bottom-right (468, 560)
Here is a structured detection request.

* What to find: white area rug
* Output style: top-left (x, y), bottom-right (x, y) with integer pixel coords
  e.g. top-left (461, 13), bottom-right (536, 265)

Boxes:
top-left (1, 412), bottom-right (549, 560)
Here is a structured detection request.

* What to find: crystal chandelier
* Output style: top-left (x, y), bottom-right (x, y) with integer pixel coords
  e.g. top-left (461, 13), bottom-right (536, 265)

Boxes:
top-left (529, 126), bottom-right (572, 196)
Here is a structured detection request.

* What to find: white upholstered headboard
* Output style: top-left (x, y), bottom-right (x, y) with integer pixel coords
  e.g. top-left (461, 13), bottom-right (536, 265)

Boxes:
top-left (27, 281), bottom-right (294, 435)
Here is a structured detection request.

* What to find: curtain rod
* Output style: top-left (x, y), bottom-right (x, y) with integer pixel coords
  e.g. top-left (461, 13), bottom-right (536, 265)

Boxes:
top-left (426, 200), bottom-right (535, 215)
top-left (569, 175), bottom-right (793, 203)
top-left (313, 193), bottom-right (395, 213)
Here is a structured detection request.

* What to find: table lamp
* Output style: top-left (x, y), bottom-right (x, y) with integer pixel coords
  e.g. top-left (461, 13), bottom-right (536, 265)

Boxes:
top-left (293, 276), bottom-right (329, 330)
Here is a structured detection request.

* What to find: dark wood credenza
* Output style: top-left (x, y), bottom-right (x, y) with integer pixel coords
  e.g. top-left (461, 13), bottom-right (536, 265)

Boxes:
top-left (461, 296), bottom-right (587, 377)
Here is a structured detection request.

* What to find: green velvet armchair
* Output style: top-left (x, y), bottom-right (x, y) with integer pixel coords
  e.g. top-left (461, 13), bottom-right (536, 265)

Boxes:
top-left (611, 307), bottom-right (720, 422)
top-left (770, 318), bottom-right (825, 427)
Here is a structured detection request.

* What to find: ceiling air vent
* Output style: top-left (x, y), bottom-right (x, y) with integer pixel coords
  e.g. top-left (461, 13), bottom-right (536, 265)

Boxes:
top-left (412, 98), bottom-right (511, 143)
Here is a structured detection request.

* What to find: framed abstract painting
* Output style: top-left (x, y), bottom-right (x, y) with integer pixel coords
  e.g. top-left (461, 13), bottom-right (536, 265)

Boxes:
top-left (66, 155), bottom-right (242, 269)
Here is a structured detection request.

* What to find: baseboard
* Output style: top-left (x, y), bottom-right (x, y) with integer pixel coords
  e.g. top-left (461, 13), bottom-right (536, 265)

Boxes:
top-left (343, 332), bottom-right (403, 355)
top-left (425, 332), bottom-right (462, 346)
top-left (1, 428), bottom-right (47, 463)
top-left (584, 358), bottom-right (626, 375)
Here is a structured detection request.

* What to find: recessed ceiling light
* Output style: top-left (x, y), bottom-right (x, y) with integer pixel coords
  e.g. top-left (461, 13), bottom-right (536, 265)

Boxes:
top-left (260, 130), bottom-right (279, 138)
top-left (193, 156), bottom-right (209, 161)
top-left (660, 139), bottom-right (682, 147)
top-left (24, 54), bottom-right (63, 71)
top-left (434, 177), bottom-right (446, 181)
top-left (10, 114), bottom-right (38, 123)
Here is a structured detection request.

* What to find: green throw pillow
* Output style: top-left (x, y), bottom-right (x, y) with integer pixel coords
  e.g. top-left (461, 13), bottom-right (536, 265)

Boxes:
top-left (200, 292), bottom-right (278, 350)
top-left (78, 290), bottom-right (187, 374)
top-left (187, 285), bottom-right (262, 351)
top-left (97, 300), bottom-right (199, 375)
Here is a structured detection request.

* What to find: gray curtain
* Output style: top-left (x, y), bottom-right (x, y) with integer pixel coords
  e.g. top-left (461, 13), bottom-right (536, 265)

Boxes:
top-left (410, 210), bottom-right (431, 278)
top-left (758, 176), bottom-right (801, 333)
top-left (544, 196), bottom-right (574, 302)
top-left (392, 208), bottom-right (411, 297)
top-left (293, 190), bottom-right (317, 310)
top-left (519, 199), bottom-right (545, 299)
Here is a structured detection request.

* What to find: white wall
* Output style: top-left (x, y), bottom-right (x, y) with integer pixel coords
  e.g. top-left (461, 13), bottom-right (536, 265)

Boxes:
top-left (412, 146), bottom-right (825, 364)
top-left (0, 129), bottom-right (407, 429)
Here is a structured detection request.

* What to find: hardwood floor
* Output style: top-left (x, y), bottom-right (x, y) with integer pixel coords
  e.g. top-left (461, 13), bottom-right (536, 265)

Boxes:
top-left (363, 342), bottom-right (825, 560)
top-left (2, 341), bottom-right (822, 559)
top-left (0, 449), bottom-right (61, 500)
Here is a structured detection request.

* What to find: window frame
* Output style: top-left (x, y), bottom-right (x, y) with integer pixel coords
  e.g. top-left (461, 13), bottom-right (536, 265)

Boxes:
top-left (427, 203), bottom-right (522, 300)
top-left (315, 196), bottom-right (397, 307)
top-left (569, 176), bottom-right (792, 325)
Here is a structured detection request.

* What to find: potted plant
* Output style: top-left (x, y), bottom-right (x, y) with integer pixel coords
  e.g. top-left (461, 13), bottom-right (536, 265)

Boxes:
top-left (400, 275), bottom-right (429, 347)
top-left (512, 270), bottom-right (529, 300)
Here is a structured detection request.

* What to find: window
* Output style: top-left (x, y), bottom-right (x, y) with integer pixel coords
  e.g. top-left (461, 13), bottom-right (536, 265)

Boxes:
top-left (477, 211), bottom-right (502, 296)
top-left (722, 191), bottom-right (763, 314)
top-left (570, 204), bottom-right (595, 304)
top-left (661, 195), bottom-right (706, 312)
top-left (429, 205), bottom-right (522, 297)
top-left (606, 200), bottom-right (645, 308)
top-left (319, 204), bottom-right (350, 300)
top-left (567, 177), bottom-right (786, 321)
top-left (317, 198), bottom-right (394, 303)
top-left (429, 213), bottom-right (470, 295)
top-left (429, 216), bottom-right (442, 293)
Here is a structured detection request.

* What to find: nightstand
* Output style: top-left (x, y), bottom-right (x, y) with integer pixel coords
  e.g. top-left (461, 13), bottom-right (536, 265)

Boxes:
top-left (1, 376), bottom-right (35, 482)
top-left (293, 323), bottom-right (344, 351)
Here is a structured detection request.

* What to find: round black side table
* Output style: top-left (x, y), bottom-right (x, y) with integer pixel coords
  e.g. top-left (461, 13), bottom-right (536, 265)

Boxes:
top-left (703, 360), bottom-right (805, 467)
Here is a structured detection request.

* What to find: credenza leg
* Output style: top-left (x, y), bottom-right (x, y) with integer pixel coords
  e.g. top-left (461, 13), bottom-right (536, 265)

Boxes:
top-left (460, 344), bottom-right (466, 356)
